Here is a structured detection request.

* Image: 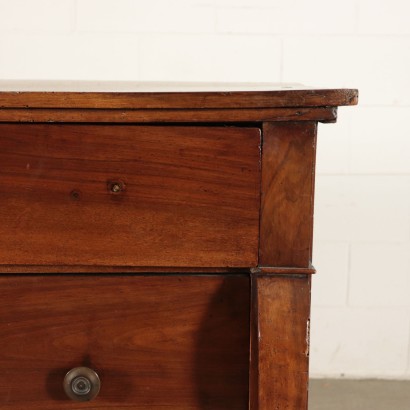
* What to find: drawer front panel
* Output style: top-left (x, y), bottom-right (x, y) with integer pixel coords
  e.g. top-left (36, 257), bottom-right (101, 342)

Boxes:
top-left (0, 124), bottom-right (260, 268)
top-left (0, 275), bottom-right (249, 409)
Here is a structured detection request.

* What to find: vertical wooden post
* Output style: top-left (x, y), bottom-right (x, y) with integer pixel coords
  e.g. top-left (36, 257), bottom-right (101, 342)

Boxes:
top-left (260, 121), bottom-right (317, 268)
top-left (250, 274), bottom-right (311, 410)
top-left (251, 121), bottom-right (317, 409)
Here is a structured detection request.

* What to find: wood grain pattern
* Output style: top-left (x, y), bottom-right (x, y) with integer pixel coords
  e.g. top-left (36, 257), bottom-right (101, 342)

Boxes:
top-left (0, 265), bottom-right (246, 274)
top-left (260, 122), bottom-right (317, 268)
top-left (249, 274), bottom-right (259, 410)
top-left (0, 275), bottom-right (250, 409)
top-left (251, 274), bottom-right (311, 410)
top-left (0, 107), bottom-right (337, 124)
top-left (0, 124), bottom-right (260, 268)
top-left (0, 84), bottom-right (357, 409)
top-left (254, 266), bottom-right (316, 275)
top-left (0, 85), bottom-right (358, 109)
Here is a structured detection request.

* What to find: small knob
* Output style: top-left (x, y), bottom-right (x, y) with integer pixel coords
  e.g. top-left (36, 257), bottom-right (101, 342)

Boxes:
top-left (63, 367), bottom-right (100, 402)
top-left (108, 180), bottom-right (126, 194)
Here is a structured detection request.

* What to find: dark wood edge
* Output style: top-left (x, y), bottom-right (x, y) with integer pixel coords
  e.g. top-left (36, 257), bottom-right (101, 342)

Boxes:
top-left (249, 272), bottom-right (259, 410)
top-left (0, 107), bottom-right (337, 123)
top-left (0, 265), bottom-right (250, 274)
top-left (0, 266), bottom-right (316, 274)
top-left (0, 89), bottom-right (358, 109)
top-left (251, 266), bottom-right (316, 275)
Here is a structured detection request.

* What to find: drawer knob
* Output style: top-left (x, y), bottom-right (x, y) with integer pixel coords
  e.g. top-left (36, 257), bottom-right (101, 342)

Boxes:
top-left (108, 180), bottom-right (125, 194)
top-left (63, 367), bottom-right (100, 402)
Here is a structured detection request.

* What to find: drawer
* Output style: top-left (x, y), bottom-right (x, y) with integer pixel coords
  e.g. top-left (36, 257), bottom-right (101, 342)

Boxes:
top-left (0, 275), bottom-right (249, 409)
top-left (0, 124), bottom-right (260, 269)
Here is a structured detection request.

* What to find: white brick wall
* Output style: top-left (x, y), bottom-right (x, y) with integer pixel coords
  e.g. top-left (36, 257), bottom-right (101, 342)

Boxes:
top-left (0, 0), bottom-right (409, 379)
top-left (139, 35), bottom-right (282, 81)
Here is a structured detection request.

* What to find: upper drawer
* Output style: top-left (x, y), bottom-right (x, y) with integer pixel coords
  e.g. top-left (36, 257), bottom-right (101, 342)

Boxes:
top-left (0, 124), bottom-right (261, 268)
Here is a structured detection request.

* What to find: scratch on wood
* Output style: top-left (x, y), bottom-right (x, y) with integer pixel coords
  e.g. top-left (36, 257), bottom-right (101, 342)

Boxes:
top-left (306, 319), bottom-right (310, 357)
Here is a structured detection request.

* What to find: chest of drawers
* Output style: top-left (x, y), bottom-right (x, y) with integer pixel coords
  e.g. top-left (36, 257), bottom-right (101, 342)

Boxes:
top-left (0, 82), bottom-right (357, 409)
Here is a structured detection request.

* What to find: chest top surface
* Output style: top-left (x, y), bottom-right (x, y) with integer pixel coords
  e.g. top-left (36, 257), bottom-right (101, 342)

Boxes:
top-left (0, 81), bottom-right (358, 109)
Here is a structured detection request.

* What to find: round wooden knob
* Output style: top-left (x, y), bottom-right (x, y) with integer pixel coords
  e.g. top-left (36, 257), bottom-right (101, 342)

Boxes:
top-left (108, 180), bottom-right (126, 194)
top-left (63, 367), bottom-right (100, 402)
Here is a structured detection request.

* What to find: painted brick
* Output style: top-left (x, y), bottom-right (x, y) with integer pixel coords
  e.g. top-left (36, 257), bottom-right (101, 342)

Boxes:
top-left (283, 36), bottom-right (410, 106)
top-left (359, 0), bottom-right (410, 34)
top-left (139, 34), bottom-right (281, 81)
top-left (316, 110), bottom-right (354, 175)
top-left (0, 33), bottom-right (141, 80)
top-left (310, 307), bottom-right (410, 377)
top-left (311, 241), bottom-right (350, 307)
top-left (77, 0), bottom-right (215, 33)
top-left (0, 0), bottom-right (74, 31)
top-left (204, 0), bottom-right (278, 6)
top-left (349, 242), bottom-right (410, 307)
top-left (346, 176), bottom-right (410, 242)
top-left (217, 1), bottom-right (356, 34)
top-left (350, 106), bottom-right (410, 174)
top-left (314, 176), bottom-right (352, 242)
top-left (314, 176), bottom-right (410, 243)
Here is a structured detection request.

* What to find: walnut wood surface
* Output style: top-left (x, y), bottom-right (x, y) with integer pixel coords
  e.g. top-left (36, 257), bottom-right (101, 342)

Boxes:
top-left (254, 266), bottom-right (316, 275)
top-left (0, 83), bottom-right (358, 110)
top-left (0, 84), bottom-right (357, 409)
top-left (0, 265), bottom-right (246, 274)
top-left (260, 122), bottom-right (317, 268)
top-left (0, 124), bottom-right (260, 269)
top-left (251, 274), bottom-right (311, 410)
top-left (0, 107), bottom-right (337, 123)
top-left (0, 275), bottom-right (250, 409)
top-left (249, 274), bottom-right (259, 410)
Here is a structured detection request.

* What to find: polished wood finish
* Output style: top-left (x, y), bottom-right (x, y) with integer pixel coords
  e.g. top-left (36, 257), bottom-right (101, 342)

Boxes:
top-left (260, 122), bottom-right (317, 268)
top-left (255, 266), bottom-right (316, 275)
top-left (250, 274), bottom-right (311, 410)
top-left (0, 107), bottom-right (337, 123)
top-left (0, 275), bottom-right (250, 409)
top-left (0, 83), bottom-right (357, 409)
top-left (0, 124), bottom-right (260, 268)
top-left (249, 274), bottom-right (259, 410)
top-left (0, 82), bottom-right (358, 109)
top-left (0, 265), bottom-right (246, 274)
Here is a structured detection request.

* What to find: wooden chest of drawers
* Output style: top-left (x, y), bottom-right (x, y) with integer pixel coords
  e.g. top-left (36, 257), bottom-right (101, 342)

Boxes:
top-left (0, 82), bottom-right (357, 409)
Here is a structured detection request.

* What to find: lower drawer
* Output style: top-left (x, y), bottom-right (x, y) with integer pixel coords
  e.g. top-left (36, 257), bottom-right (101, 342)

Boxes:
top-left (0, 275), bottom-right (249, 409)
